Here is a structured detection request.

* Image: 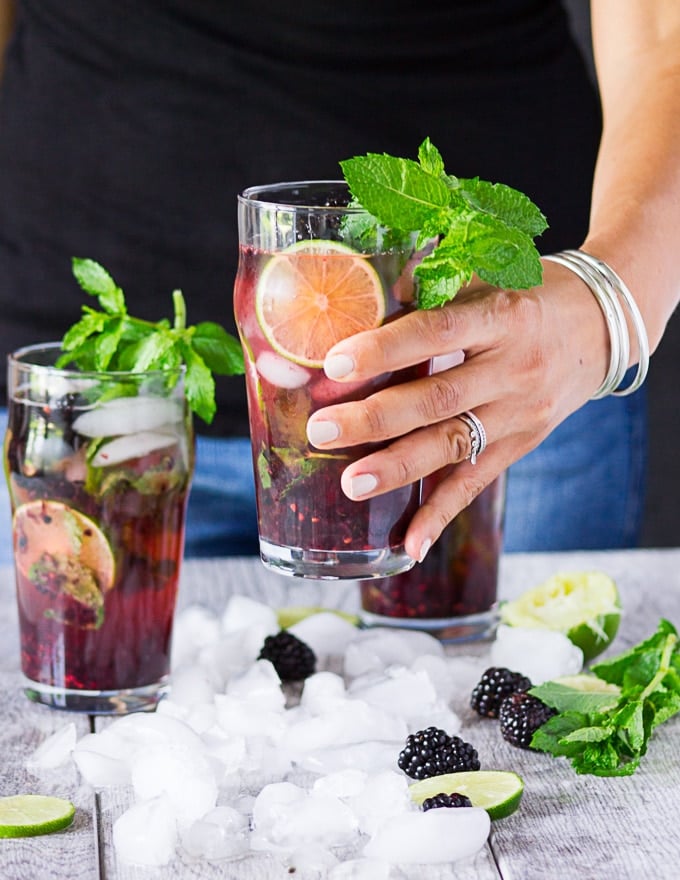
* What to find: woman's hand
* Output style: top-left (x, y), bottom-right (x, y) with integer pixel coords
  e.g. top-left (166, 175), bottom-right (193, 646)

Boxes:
top-left (306, 259), bottom-right (610, 562)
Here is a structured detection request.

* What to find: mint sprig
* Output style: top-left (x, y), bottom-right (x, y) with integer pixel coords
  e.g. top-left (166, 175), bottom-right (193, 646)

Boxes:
top-left (530, 619), bottom-right (680, 776)
top-left (57, 258), bottom-right (244, 423)
top-left (340, 138), bottom-right (548, 308)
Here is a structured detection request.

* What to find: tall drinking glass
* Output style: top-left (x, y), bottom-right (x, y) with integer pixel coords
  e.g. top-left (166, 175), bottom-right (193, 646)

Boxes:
top-left (359, 474), bottom-right (506, 642)
top-left (4, 344), bottom-right (194, 713)
top-left (234, 181), bottom-right (423, 579)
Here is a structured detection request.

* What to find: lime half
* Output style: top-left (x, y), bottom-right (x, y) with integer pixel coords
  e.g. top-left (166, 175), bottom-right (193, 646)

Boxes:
top-left (277, 606), bottom-right (359, 629)
top-left (0, 795), bottom-right (76, 838)
top-left (409, 770), bottom-right (524, 820)
top-left (500, 571), bottom-right (621, 662)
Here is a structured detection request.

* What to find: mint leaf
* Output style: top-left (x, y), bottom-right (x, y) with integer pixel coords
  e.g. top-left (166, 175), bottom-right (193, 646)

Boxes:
top-left (340, 153), bottom-right (452, 232)
top-left (191, 322), bottom-right (245, 376)
top-left (417, 137), bottom-right (445, 178)
top-left (178, 340), bottom-right (215, 424)
top-left (60, 258), bottom-right (244, 423)
top-left (341, 138), bottom-right (548, 308)
top-left (457, 177), bottom-right (548, 238)
top-left (529, 681), bottom-right (621, 715)
top-left (529, 620), bottom-right (680, 776)
top-left (72, 257), bottom-right (126, 314)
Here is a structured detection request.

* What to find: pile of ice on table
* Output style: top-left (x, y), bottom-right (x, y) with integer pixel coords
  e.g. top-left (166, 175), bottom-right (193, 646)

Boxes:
top-left (28, 596), bottom-right (581, 875)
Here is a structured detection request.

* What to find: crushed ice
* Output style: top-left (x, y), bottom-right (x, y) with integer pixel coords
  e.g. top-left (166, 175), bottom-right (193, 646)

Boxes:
top-left (29, 598), bottom-right (582, 869)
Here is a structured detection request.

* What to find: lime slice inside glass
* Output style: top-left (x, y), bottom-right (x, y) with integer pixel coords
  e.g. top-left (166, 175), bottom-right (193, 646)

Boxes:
top-left (409, 770), bottom-right (524, 820)
top-left (500, 571), bottom-right (621, 662)
top-left (0, 795), bottom-right (76, 838)
top-left (255, 239), bottom-right (386, 368)
top-left (276, 606), bottom-right (359, 629)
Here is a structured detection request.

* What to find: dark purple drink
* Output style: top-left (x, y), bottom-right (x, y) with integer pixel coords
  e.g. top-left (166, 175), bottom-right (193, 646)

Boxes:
top-left (5, 344), bottom-right (193, 712)
top-left (360, 475), bottom-right (506, 641)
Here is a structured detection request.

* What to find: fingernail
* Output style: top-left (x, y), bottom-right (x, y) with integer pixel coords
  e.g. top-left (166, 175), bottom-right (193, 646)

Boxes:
top-left (418, 538), bottom-right (432, 563)
top-left (307, 420), bottom-right (340, 446)
top-left (325, 353), bottom-right (355, 380)
top-left (349, 473), bottom-right (378, 499)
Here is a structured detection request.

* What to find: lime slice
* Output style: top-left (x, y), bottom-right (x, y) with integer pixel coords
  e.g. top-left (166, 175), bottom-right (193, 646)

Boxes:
top-left (500, 571), bottom-right (621, 662)
top-left (0, 795), bottom-right (76, 838)
top-left (409, 770), bottom-right (524, 820)
top-left (277, 606), bottom-right (359, 629)
top-left (255, 239), bottom-right (385, 368)
top-left (552, 673), bottom-right (621, 696)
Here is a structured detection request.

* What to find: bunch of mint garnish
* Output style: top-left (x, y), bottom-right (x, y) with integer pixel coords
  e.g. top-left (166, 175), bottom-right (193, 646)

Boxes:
top-left (57, 258), bottom-right (244, 423)
top-left (530, 619), bottom-right (680, 776)
top-left (341, 137), bottom-right (548, 308)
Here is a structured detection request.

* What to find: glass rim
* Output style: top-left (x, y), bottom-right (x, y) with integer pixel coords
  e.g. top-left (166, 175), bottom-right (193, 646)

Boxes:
top-left (8, 342), bottom-right (186, 379)
top-left (238, 180), bottom-right (365, 213)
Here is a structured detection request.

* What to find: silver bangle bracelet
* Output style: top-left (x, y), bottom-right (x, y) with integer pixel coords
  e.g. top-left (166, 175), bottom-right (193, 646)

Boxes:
top-left (543, 252), bottom-right (630, 399)
top-left (564, 249), bottom-right (650, 396)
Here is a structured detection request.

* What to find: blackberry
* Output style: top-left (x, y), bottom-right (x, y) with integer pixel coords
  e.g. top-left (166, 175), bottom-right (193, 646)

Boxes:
top-left (258, 630), bottom-right (316, 682)
top-left (397, 727), bottom-right (480, 779)
top-left (422, 792), bottom-right (473, 811)
top-left (498, 692), bottom-right (556, 749)
top-left (470, 666), bottom-right (532, 718)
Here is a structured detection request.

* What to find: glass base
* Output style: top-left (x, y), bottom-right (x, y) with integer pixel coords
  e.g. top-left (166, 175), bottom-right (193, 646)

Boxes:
top-left (358, 607), bottom-right (499, 644)
top-left (260, 538), bottom-right (415, 580)
top-left (23, 677), bottom-right (169, 715)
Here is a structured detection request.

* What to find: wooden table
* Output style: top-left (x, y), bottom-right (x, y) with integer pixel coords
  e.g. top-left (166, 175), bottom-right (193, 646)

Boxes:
top-left (1, 549), bottom-right (679, 879)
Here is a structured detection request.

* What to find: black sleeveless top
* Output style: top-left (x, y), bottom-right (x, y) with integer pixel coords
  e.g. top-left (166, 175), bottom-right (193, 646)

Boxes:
top-left (0, 0), bottom-right (600, 435)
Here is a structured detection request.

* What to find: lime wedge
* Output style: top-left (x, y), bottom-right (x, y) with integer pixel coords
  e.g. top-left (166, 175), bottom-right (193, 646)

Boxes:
top-left (500, 571), bottom-right (621, 662)
top-left (552, 673), bottom-right (621, 696)
top-left (276, 606), bottom-right (359, 629)
top-left (409, 770), bottom-right (524, 820)
top-left (0, 795), bottom-right (76, 838)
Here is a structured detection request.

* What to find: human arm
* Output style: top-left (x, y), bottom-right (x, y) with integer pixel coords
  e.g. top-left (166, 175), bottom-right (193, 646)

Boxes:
top-left (305, 0), bottom-right (680, 561)
top-left (0, 0), bottom-right (16, 82)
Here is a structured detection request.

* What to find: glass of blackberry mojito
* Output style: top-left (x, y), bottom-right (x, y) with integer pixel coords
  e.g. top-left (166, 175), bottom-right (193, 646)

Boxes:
top-left (359, 473), bottom-right (506, 642)
top-left (5, 343), bottom-right (194, 713)
top-left (234, 181), bottom-right (424, 579)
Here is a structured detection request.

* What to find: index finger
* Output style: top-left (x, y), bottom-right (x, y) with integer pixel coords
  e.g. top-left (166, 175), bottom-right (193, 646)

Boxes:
top-left (323, 289), bottom-right (504, 381)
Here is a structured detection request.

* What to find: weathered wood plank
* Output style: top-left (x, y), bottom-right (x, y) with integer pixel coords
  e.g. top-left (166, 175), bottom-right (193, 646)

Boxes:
top-left (0, 671), bottom-right (96, 880)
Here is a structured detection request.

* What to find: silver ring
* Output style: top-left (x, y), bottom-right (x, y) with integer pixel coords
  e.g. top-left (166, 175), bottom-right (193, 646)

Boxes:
top-left (458, 410), bottom-right (487, 465)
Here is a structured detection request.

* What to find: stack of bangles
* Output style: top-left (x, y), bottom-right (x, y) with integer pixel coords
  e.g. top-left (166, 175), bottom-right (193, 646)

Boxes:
top-left (544, 249), bottom-right (650, 398)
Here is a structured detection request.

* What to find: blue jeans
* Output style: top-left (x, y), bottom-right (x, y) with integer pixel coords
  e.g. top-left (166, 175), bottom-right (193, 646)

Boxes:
top-left (0, 389), bottom-right (646, 565)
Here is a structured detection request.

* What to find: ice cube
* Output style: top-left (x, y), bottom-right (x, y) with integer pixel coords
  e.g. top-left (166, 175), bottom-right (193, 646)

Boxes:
top-left (288, 612), bottom-right (358, 659)
top-left (181, 806), bottom-right (250, 862)
top-left (251, 785), bottom-right (358, 851)
top-left (410, 654), bottom-right (461, 703)
top-left (363, 806), bottom-right (490, 864)
top-left (130, 741), bottom-right (218, 827)
top-left (299, 671), bottom-right (346, 714)
top-left (347, 770), bottom-right (412, 836)
top-left (73, 729), bottom-right (131, 788)
top-left (113, 796), bottom-right (178, 867)
top-left (91, 429), bottom-right (178, 467)
top-left (490, 624), bottom-right (584, 684)
top-left (73, 395), bottom-right (183, 437)
top-left (299, 741), bottom-right (400, 776)
top-left (226, 659), bottom-right (286, 711)
top-left (406, 700), bottom-right (462, 736)
top-left (171, 604), bottom-right (221, 667)
top-left (280, 699), bottom-right (407, 757)
top-left (344, 629), bottom-right (444, 679)
top-left (348, 667), bottom-right (438, 722)
top-left (283, 844), bottom-right (340, 874)
top-left (221, 594), bottom-right (279, 635)
top-left (169, 664), bottom-right (216, 708)
top-left (312, 769), bottom-right (368, 800)
top-left (214, 693), bottom-right (287, 742)
top-left (256, 350), bottom-right (311, 389)
top-left (26, 723), bottom-right (77, 771)
top-left (201, 730), bottom-right (247, 782)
